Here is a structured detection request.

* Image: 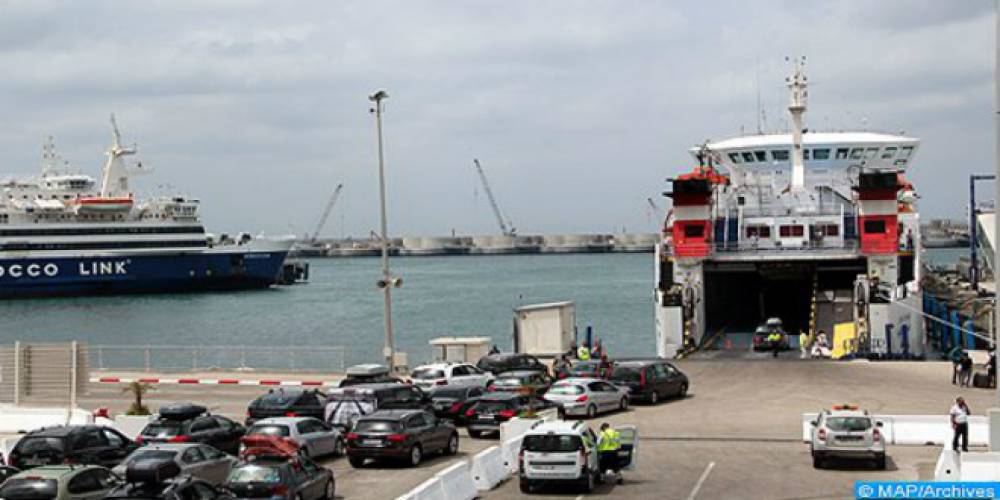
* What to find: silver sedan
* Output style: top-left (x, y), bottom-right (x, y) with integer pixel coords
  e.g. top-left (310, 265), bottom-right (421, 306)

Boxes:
top-left (246, 417), bottom-right (345, 458)
top-left (542, 378), bottom-right (630, 419)
top-left (113, 443), bottom-right (236, 485)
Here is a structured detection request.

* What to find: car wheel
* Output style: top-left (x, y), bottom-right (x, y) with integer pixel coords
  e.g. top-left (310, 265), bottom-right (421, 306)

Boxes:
top-left (322, 480), bottom-right (335, 500)
top-left (586, 404), bottom-right (597, 419)
top-left (333, 437), bottom-right (346, 457)
top-left (445, 434), bottom-right (459, 456)
top-left (649, 391), bottom-right (660, 404)
top-left (409, 445), bottom-right (423, 467)
top-left (678, 383), bottom-right (689, 398)
top-left (519, 479), bottom-right (532, 493)
top-left (619, 397), bottom-right (628, 411)
top-left (812, 453), bottom-right (823, 469)
top-left (875, 453), bottom-right (886, 470)
top-left (348, 456), bottom-right (365, 468)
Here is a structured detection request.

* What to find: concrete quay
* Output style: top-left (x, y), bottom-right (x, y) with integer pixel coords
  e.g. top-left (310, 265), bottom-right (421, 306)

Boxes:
top-left (291, 233), bottom-right (658, 257)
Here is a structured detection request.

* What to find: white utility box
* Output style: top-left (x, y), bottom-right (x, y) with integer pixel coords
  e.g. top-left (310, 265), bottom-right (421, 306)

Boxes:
top-left (429, 337), bottom-right (493, 363)
top-left (514, 301), bottom-right (575, 357)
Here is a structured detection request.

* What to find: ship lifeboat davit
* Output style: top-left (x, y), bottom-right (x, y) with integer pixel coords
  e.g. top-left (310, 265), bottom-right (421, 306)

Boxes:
top-left (74, 196), bottom-right (134, 213)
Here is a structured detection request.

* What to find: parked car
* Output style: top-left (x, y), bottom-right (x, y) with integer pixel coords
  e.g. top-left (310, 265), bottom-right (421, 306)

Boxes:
top-left (345, 410), bottom-right (459, 468)
top-left (245, 389), bottom-right (327, 425)
top-left (409, 362), bottom-right (493, 391)
top-left (465, 393), bottom-right (536, 438)
top-left (519, 420), bottom-right (638, 494)
top-left (810, 404), bottom-right (887, 469)
top-left (324, 383), bottom-right (434, 431)
top-left (225, 437), bottom-right (335, 500)
top-left (112, 443), bottom-right (236, 486)
top-left (476, 353), bottom-right (548, 376)
top-left (753, 318), bottom-right (788, 352)
top-left (106, 458), bottom-right (236, 500)
top-left (0, 465), bottom-right (118, 500)
top-left (427, 386), bottom-right (484, 425)
top-left (0, 465), bottom-right (20, 484)
top-left (139, 404), bottom-right (245, 455)
top-left (338, 364), bottom-right (403, 388)
top-left (489, 370), bottom-right (553, 397)
top-left (543, 378), bottom-right (630, 418)
top-left (555, 360), bottom-right (609, 380)
top-left (610, 359), bottom-right (689, 404)
top-left (8, 426), bottom-right (136, 469)
top-left (246, 417), bottom-right (345, 458)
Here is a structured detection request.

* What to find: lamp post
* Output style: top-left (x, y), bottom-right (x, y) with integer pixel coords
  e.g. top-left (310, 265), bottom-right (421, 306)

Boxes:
top-left (370, 89), bottom-right (400, 372)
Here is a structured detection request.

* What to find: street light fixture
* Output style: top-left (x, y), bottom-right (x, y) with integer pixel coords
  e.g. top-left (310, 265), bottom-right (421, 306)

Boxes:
top-left (370, 89), bottom-right (400, 371)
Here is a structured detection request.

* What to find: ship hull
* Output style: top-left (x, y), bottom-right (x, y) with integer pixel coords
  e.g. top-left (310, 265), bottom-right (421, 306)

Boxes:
top-left (0, 248), bottom-right (289, 299)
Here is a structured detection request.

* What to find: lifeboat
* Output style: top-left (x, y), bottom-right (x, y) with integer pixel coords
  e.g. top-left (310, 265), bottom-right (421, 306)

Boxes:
top-left (74, 196), bottom-right (134, 213)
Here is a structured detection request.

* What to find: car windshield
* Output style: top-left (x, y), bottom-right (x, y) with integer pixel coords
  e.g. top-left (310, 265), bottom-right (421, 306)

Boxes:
top-left (570, 363), bottom-right (599, 373)
top-left (258, 392), bottom-right (300, 406)
top-left (0, 479), bottom-right (59, 500)
top-left (412, 369), bottom-right (446, 380)
top-left (612, 366), bottom-right (642, 381)
top-left (248, 425), bottom-right (291, 437)
top-left (16, 437), bottom-right (64, 454)
top-left (494, 377), bottom-right (527, 387)
top-left (522, 435), bottom-right (582, 452)
top-left (228, 465), bottom-right (281, 483)
top-left (354, 420), bottom-right (399, 433)
top-left (126, 449), bottom-right (177, 462)
top-left (141, 422), bottom-right (181, 438)
top-left (548, 385), bottom-right (584, 395)
top-left (475, 400), bottom-right (513, 413)
top-left (826, 417), bottom-right (872, 432)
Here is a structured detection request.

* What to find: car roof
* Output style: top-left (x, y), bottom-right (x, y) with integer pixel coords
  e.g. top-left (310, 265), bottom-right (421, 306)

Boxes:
top-left (414, 361), bottom-right (464, 370)
top-left (26, 425), bottom-right (100, 437)
top-left (554, 377), bottom-right (604, 385)
top-left (137, 443), bottom-right (200, 451)
top-left (252, 417), bottom-right (319, 425)
top-left (358, 409), bottom-right (423, 420)
top-left (497, 370), bottom-right (541, 377)
top-left (825, 409), bottom-right (869, 418)
top-left (479, 392), bottom-right (521, 401)
top-left (11, 465), bottom-right (99, 479)
top-left (524, 420), bottom-right (587, 435)
top-left (480, 353), bottom-right (531, 361)
top-left (329, 382), bottom-right (407, 394)
top-left (613, 358), bottom-right (671, 365)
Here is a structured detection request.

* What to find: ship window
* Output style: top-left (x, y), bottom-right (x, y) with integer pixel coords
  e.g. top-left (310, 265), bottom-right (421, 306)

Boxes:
top-left (898, 146), bottom-right (914, 160)
top-left (771, 150), bottom-right (789, 161)
top-left (728, 153), bottom-right (742, 164)
top-left (881, 147), bottom-right (898, 159)
top-left (849, 148), bottom-right (865, 160)
top-left (779, 225), bottom-right (804, 237)
top-left (746, 225), bottom-right (771, 238)
top-left (863, 220), bottom-right (886, 234)
top-left (864, 147), bottom-right (879, 159)
top-left (817, 224), bottom-right (839, 237)
top-left (754, 151), bottom-right (766, 162)
top-left (683, 225), bottom-right (705, 238)
top-left (803, 149), bottom-right (810, 160)
top-left (813, 149), bottom-right (830, 160)
top-left (742, 152), bottom-right (755, 163)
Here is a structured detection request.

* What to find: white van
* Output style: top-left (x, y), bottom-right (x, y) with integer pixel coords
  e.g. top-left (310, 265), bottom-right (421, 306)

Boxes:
top-left (519, 420), bottom-right (638, 493)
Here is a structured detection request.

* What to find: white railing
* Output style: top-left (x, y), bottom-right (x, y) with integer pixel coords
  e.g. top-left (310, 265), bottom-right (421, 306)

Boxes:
top-left (90, 345), bottom-right (347, 373)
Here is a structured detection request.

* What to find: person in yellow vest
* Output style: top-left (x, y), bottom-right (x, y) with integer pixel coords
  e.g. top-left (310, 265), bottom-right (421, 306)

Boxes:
top-left (767, 332), bottom-right (782, 358)
top-left (597, 422), bottom-right (623, 484)
top-left (577, 344), bottom-right (591, 361)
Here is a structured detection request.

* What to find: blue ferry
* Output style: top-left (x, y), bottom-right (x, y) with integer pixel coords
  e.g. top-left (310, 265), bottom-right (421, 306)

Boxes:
top-left (0, 117), bottom-right (293, 298)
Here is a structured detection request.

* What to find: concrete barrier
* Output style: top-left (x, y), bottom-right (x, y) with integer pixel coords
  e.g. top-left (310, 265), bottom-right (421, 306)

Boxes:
top-left (395, 476), bottom-right (445, 500)
top-left (538, 408), bottom-right (559, 422)
top-left (502, 436), bottom-right (524, 474)
top-left (801, 413), bottom-right (987, 446)
top-left (113, 415), bottom-right (153, 440)
top-left (0, 405), bottom-right (93, 433)
top-left (499, 417), bottom-right (537, 444)
top-left (435, 461), bottom-right (477, 500)
top-left (471, 446), bottom-right (507, 491)
top-left (959, 452), bottom-right (1000, 481)
top-left (934, 448), bottom-right (961, 480)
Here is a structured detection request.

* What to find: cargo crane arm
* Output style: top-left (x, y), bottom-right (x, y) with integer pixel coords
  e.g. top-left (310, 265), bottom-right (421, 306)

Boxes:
top-left (472, 159), bottom-right (515, 236)
top-left (311, 183), bottom-right (344, 242)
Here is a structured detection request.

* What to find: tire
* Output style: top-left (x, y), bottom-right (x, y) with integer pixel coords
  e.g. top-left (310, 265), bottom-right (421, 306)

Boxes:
top-left (579, 469), bottom-right (595, 493)
top-left (678, 383), bottom-right (688, 398)
top-left (875, 453), bottom-right (886, 470)
top-left (519, 479), bottom-right (532, 493)
top-left (348, 456), bottom-right (365, 468)
top-left (333, 437), bottom-right (346, 457)
top-left (619, 397), bottom-right (628, 411)
top-left (445, 434), bottom-right (459, 456)
top-left (649, 390), bottom-right (660, 404)
top-left (586, 405), bottom-right (597, 419)
top-left (812, 453), bottom-right (823, 469)
top-left (408, 445), bottom-right (423, 467)
top-left (322, 480), bottom-right (335, 500)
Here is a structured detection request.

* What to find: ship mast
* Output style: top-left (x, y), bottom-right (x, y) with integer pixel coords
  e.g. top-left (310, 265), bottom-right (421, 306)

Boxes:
top-left (786, 56), bottom-right (808, 192)
top-left (100, 114), bottom-right (138, 197)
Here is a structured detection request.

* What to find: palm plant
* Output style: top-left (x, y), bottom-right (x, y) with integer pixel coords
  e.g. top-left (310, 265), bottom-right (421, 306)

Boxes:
top-left (122, 381), bottom-right (152, 415)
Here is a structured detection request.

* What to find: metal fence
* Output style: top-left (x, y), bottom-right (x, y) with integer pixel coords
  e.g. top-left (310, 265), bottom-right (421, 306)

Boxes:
top-left (0, 342), bottom-right (88, 407)
top-left (89, 345), bottom-right (347, 373)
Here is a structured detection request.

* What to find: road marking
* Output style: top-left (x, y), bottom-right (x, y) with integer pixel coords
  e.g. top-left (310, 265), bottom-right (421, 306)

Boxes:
top-left (686, 461), bottom-right (715, 500)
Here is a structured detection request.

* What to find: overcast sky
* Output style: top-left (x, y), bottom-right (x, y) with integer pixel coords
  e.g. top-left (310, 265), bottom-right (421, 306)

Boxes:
top-left (0, 1), bottom-right (993, 237)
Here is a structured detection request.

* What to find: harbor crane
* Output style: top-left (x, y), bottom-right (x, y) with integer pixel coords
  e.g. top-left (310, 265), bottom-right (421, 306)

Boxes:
top-left (472, 159), bottom-right (516, 236)
top-left (645, 197), bottom-right (661, 223)
top-left (310, 183), bottom-right (344, 242)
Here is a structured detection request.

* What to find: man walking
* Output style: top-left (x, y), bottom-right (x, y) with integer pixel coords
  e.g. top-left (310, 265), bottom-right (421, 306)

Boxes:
top-left (950, 396), bottom-right (971, 453)
top-left (959, 353), bottom-right (974, 388)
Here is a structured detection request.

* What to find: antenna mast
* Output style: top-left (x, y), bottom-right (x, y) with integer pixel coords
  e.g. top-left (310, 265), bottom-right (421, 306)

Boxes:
top-left (786, 56), bottom-right (808, 192)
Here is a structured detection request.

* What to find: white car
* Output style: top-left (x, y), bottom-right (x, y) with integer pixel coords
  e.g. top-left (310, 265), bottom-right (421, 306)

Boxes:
top-left (409, 362), bottom-right (493, 391)
top-left (543, 378), bottom-right (630, 419)
top-left (245, 417), bottom-right (345, 458)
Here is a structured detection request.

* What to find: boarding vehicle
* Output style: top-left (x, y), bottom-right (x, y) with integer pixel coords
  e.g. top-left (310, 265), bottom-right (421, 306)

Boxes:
top-left (752, 318), bottom-right (788, 352)
top-left (112, 443), bottom-right (236, 486)
top-left (245, 389), bottom-right (327, 425)
top-left (489, 370), bottom-right (553, 397)
top-left (8, 426), bottom-right (136, 470)
top-left (246, 417), bottom-right (345, 458)
top-left (324, 383), bottom-right (434, 430)
top-left (338, 364), bottom-right (403, 388)
top-left (518, 421), bottom-right (639, 494)
top-left (140, 404), bottom-right (245, 455)
top-left (345, 409), bottom-right (458, 468)
top-left (542, 378), bottom-right (629, 419)
top-left (609, 359), bottom-right (688, 404)
top-left (809, 404), bottom-right (886, 469)
top-left (427, 386), bottom-right (485, 425)
top-left (555, 360), bottom-right (609, 380)
top-left (106, 459), bottom-right (236, 500)
top-left (465, 393), bottom-right (536, 438)
top-left (475, 353), bottom-right (548, 376)
top-left (0, 465), bottom-right (119, 500)
top-left (409, 362), bottom-right (493, 391)
top-left (226, 436), bottom-right (334, 500)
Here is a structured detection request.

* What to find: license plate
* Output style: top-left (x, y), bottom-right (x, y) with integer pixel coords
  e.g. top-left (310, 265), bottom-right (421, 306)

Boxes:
top-left (362, 439), bottom-right (382, 447)
top-left (535, 465), bottom-right (554, 470)
top-left (838, 436), bottom-right (863, 441)
top-left (478, 415), bottom-right (495, 422)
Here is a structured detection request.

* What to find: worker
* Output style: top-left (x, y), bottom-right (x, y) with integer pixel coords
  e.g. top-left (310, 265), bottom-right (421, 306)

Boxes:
top-left (767, 331), bottom-right (782, 358)
top-left (598, 354), bottom-right (613, 379)
top-left (577, 343), bottom-right (591, 361)
top-left (597, 423), bottom-right (623, 484)
top-left (798, 331), bottom-right (809, 359)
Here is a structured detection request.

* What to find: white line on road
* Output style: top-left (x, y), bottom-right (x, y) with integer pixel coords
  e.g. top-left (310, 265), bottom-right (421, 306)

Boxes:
top-left (686, 461), bottom-right (716, 500)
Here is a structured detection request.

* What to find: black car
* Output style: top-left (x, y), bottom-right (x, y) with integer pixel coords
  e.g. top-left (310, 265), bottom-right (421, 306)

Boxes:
top-left (610, 359), bottom-right (689, 404)
top-left (476, 353), bottom-right (548, 376)
top-left (246, 389), bottom-right (327, 425)
top-left (225, 455), bottom-right (334, 500)
top-left (338, 364), bottom-right (403, 388)
top-left (0, 465), bottom-right (19, 483)
top-left (345, 410), bottom-right (458, 468)
top-left (324, 383), bottom-right (434, 430)
top-left (490, 370), bottom-right (553, 397)
top-left (106, 458), bottom-right (236, 500)
top-left (139, 403), bottom-right (245, 455)
top-left (427, 386), bottom-right (484, 425)
top-left (465, 393), bottom-right (536, 438)
top-left (8, 425), bottom-right (136, 470)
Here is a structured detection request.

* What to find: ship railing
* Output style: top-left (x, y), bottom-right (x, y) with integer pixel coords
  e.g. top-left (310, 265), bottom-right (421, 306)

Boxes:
top-left (90, 345), bottom-right (347, 373)
top-left (713, 239), bottom-right (860, 253)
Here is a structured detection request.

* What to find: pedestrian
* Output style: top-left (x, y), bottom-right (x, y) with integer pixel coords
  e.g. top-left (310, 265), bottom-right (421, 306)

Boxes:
top-left (597, 422), bottom-right (623, 484)
top-left (568, 342), bottom-right (579, 360)
top-left (598, 354), bottom-right (612, 379)
top-left (988, 351), bottom-right (996, 388)
top-left (951, 349), bottom-right (963, 385)
top-left (960, 353), bottom-right (974, 387)
top-left (950, 396), bottom-right (971, 452)
top-left (488, 344), bottom-right (500, 355)
top-left (552, 354), bottom-right (570, 378)
top-left (799, 331), bottom-right (809, 359)
top-left (767, 331), bottom-right (782, 358)
top-left (577, 343), bottom-right (591, 361)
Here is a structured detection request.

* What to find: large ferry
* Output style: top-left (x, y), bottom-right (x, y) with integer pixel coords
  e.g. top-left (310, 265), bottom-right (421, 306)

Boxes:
top-left (655, 60), bottom-right (925, 358)
top-left (0, 117), bottom-right (292, 298)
